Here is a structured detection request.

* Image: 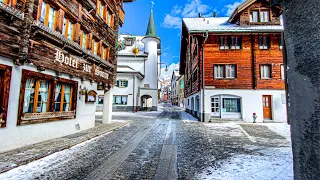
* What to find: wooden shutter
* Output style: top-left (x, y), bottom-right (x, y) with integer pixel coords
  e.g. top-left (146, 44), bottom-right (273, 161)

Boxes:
top-left (88, 33), bottom-right (93, 50)
top-left (36, 0), bottom-right (43, 22)
top-left (74, 23), bottom-right (81, 43)
top-left (56, 9), bottom-right (64, 34)
top-left (98, 41), bottom-right (103, 57)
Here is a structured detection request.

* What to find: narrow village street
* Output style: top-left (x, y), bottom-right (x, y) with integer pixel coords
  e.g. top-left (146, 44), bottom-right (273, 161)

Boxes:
top-left (0, 103), bottom-right (293, 180)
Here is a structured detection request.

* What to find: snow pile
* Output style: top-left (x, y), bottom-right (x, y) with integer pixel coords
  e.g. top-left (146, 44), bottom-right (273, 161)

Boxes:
top-left (196, 147), bottom-right (293, 180)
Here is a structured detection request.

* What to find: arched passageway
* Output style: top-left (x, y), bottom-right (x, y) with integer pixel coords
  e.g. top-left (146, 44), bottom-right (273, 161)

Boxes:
top-left (141, 94), bottom-right (153, 111)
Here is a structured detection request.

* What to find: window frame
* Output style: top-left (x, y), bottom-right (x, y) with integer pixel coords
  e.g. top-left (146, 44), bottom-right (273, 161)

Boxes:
top-left (18, 70), bottom-right (78, 125)
top-left (92, 38), bottom-right (99, 55)
top-left (280, 64), bottom-right (285, 80)
top-left (219, 36), bottom-right (230, 50)
top-left (0, 64), bottom-right (12, 128)
top-left (259, 35), bottom-right (270, 50)
top-left (118, 80), bottom-right (128, 88)
top-left (80, 29), bottom-right (88, 49)
top-left (260, 64), bottom-right (272, 79)
top-left (62, 17), bottom-right (74, 41)
top-left (113, 95), bottom-right (128, 105)
top-left (40, 1), bottom-right (57, 30)
top-left (0, 0), bottom-right (17, 7)
top-left (214, 64), bottom-right (237, 79)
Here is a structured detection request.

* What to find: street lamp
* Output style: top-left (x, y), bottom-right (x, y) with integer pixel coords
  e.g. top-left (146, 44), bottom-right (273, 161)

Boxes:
top-left (158, 62), bottom-right (168, 72)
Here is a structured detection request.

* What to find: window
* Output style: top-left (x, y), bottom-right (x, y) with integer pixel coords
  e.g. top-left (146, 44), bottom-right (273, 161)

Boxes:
top-left (260, 65), bottom-right (271, 79)
top-left (107, 10), bottom-right (113, 27)
top-left (113, 95), bottom-right (128, 105)
top-left (223, 98), bottom-right (241, 113)
top-left (80, 30), bottom-right (88, 49)
top-left (250, 10), bottom-right (269, 22)
top-left (214, 65), bottom-right (224, 78)
top-left (19, 70), bottom-right (77, 125)
top-left (260, 10), bottom-right (270, 22)
top-left (281, 64), bottom-right (285, 80)
top-left (62, 17), bottom-right (74, 41)
top-left (226, 65), bottom-right (236, 78)
top-left (231, 37), bottom-right (241, 49)
top-left (219, 37), bottom-right (229, 49)
top-left (259, 36), bottom-right (269, 49)
top-left (98, 1), bottom-right (104, 19)
top-left (211, 97), bottom-right (220, 113)
top-left (97, 96), bottom-right (104, 105)
top-left (116, 80), bottom-right (128, 88)
top-left (54, 83), bottom-right (72, 112)
top-left (101, 46), bottom-right (110, 61)
top-left (23, 79), bottom-right (50, 113)
top-left (40, 1), bottom-right (56, 30)
top-left (92, 39), bottom-right (99, 55)
top-left (0, 0), bottom-right (16, 6)
top-left (250, 11), bottom-right (259, 22)
top-left (0, 64), bottom-right (12, 128)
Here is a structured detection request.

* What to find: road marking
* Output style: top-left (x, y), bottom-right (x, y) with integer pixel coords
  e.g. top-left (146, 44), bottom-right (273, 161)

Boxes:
top-left (84, 120), bottom-right (158, 180)
top-left (154, 121), bottom-right (178, 180)
top-left (239, 125), bottom-right (257, 143)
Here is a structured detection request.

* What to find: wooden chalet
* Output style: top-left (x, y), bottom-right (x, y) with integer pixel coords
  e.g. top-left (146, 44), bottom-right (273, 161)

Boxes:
top-left (0, 0), bottom-right (134, 152)
top-left (179, 0), bottom-right (286, 123)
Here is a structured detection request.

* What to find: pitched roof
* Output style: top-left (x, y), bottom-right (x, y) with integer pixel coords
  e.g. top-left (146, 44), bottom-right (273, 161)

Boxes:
top-left (183, 17), bottom-right (283, 33)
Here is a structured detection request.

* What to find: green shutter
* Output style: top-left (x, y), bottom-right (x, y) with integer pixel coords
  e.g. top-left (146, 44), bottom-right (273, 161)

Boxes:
top-left (116, 80), bottom-right (119, 87)
top-left (125, 80), bottom-right (128, 87)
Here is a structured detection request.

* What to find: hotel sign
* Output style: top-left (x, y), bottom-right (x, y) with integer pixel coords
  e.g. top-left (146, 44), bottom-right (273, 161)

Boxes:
top-left (54, 49), bottom-right (109, 80)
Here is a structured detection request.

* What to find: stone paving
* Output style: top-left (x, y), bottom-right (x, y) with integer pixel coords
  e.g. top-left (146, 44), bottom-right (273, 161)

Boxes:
top-left (0, 104), bottom-right (293, 179)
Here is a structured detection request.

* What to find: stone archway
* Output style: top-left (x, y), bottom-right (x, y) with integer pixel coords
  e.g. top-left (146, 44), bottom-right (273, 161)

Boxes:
top-left (141, 94), bottom-right (153, 111)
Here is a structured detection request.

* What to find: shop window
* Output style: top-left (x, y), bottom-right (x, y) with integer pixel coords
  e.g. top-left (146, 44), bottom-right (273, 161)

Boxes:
top-left (259, 36), bottom-right (269, 49)
top-left (18, 70), bottom-right (77, 125)
top-left (222, 98), bottom-right (241, 113)
top-left (260, 65), bottom-right (271, 79)
top-left (113, 95), bottom-right (128, 105)
top-left (40, 1), bottom-right (56, 30)
top-left (62, 17), bottom-right (74, 41)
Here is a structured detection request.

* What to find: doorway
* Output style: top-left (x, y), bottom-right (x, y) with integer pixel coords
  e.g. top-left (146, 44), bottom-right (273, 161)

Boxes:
top-left (262, 95), bottom-right (272, 120)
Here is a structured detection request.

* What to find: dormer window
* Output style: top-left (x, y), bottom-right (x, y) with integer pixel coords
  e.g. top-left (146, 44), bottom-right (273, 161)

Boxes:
top-left (250, 11), bottom-right (259, 22)
top-left (125, 38), bottom-right (133, 46)
top-left (260, 10), bottom-right (270, 22)
top-left (250, 10), bottom-right (270, 23)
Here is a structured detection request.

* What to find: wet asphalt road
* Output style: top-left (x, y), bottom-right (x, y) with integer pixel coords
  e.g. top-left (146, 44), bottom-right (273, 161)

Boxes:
top-left (0, 103), bottom-right (292, 180)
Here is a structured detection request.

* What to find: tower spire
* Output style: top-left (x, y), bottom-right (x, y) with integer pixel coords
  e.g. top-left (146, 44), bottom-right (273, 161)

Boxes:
top-left (145, 1), bottom-right (157, 38)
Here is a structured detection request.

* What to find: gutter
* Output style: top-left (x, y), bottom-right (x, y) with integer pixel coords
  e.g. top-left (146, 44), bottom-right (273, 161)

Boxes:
top-left (202, 31), bottom-right (209, 122)
top-left (133, 74), bottom-right (135, 112)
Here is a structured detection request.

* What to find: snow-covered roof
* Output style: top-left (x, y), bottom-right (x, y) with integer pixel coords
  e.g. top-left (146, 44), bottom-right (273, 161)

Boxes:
top-left (183, 17), bottom-right (283, 33)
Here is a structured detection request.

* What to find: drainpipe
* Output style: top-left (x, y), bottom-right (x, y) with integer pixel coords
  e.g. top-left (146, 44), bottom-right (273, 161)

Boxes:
top-left (132, 74), bottom-right (135, 112)
top-left (202, 31), bottom-right (209, 122)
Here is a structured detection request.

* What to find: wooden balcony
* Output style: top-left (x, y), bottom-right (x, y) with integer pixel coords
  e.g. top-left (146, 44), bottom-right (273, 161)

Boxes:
top-left (119, 6), bottom-right (125, 25)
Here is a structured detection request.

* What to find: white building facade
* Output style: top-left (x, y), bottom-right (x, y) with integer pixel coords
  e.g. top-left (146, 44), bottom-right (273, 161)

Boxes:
top-left (171, 70), bottom-right (180, 106)
top-left (97, 10), bottom-right (161, 112)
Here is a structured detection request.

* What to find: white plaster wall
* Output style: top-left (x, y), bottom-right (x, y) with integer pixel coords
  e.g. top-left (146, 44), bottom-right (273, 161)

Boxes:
top-left (185, 92), bottom-right (202, 113)
top-left (143, 38), bottom-right (158, 89)
top-left (117, 57), bottom-right (145, 75)
top-left (203, 89), bottom-right (287, 123)
top-left (111, 74), bottom-right (135, 107)
top-left (139, 89), bottom-right (158, 107)
top-left (0, 57), bottom-right (97, 152)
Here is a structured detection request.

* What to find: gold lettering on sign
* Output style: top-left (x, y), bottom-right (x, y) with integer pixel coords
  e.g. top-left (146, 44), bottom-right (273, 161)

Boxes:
top-left (55, 49), bottom-right (79, 68)
top-left (95, 68), bottom-right (109, 79)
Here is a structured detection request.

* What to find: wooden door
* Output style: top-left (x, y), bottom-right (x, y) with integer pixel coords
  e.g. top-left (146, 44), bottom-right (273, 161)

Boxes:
top-left (262, 95), bottom-right (272, 119)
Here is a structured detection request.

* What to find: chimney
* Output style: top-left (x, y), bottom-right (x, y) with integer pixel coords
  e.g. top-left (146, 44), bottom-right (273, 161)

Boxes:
top-left (213, 11), bottom-right (217, 17)
top-left (198, 13), bottom-right (202, 18)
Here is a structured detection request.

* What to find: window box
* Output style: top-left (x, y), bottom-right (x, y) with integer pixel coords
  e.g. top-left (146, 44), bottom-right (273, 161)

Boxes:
top-left (18, 70), bottom-right (78, 125)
